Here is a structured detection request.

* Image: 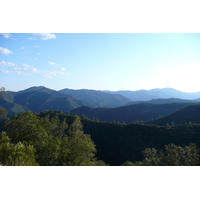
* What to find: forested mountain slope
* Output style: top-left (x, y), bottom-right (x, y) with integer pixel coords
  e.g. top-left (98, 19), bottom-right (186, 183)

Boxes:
top-left (70, 102), bottom-right (196, 124)
top-left (59, 88), bottom-right (132, 107)
top-left (0, 87), bottom-right (94, 116)
top-left (147, 104), bottom-right (200, 125)
top-left (125, 98), bottom-right (198, 106)
top-left (25, 111), bottom-right (200, 166)
top-left (0, 98), bottom-right (31, 117)
top-left (1, 109), bottom-right (200, 166)
top-left (81, 119), bottom-right (200, 165)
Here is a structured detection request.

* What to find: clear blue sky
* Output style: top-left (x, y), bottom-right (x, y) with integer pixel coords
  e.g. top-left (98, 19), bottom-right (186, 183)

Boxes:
top-left (1, 33), bottom-right (200, 92)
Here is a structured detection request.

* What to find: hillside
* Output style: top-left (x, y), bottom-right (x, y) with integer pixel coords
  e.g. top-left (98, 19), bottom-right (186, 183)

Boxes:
top-left (0, 86), bottom-right (94, 116)
top-left (59, 88), bottom-right (132, 107)
top-left (81, 118), bottom-right (200, 165)
top-left (35, 111), bottom-right (200, 166)
top-left (70, 102), bottom-right (196, 124)
top-left (0, 98), bottom-right (31, 117)
top-left (125, 98), bottom-right (198, 106)
top-left (2, 86), bottom-right (200, 121)
top-left (148, 104), bottom-right (200, 125)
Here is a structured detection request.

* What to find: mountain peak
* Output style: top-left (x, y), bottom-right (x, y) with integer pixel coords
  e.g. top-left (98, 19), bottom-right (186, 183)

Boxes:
top-left (19, 86), bottom-right (48, 92)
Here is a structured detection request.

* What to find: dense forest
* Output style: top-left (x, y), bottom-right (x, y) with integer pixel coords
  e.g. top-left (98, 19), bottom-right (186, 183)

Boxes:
top-left (1, 87), bottom-right (200, 166)
top-left (1, 109), bottom-right (200, 166)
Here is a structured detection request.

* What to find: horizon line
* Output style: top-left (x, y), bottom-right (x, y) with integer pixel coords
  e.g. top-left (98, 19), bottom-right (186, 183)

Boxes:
top-left (5, 85), bottom-right (200, 94)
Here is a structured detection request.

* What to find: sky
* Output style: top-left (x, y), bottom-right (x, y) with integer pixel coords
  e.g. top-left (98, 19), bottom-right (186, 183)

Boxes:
top-left (1, 33), bottom-right (200, 92)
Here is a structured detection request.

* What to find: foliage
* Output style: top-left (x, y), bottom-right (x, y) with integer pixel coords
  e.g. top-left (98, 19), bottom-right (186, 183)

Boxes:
top-left (0, 87), bottom-right (8, 118)
top-left (137, 143), bottom-right (200, 166)
top-left (148, 104), bottom-right (200, 125)
top-left (120, 161), bottom-right (136, 166)
top-left (0, 108), bottom-right (7, 118)
top-left (81, 119), bottom-right (200, 165)
top-left (65, 116), bottom-right (97, 166)
top-left (2, 111), bottom-right (97, 166)
top-left (0, 87), bottom-right (5, 98)
top-left (0, 132), bottom-right (38, 166)
top-left (2, 108), bottom-right (200, 166)
top-left (4, 112), bottom-right (49, 144)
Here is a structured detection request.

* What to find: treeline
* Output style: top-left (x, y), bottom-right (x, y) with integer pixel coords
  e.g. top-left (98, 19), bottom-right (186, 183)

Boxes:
top-left (81, 119), bottom-right (200, 165)
top-left (0, 111), bottom-right (107, 166)
top-left (70, 102), bottom-right (195, 124)
top-left (1, 109), bottom-right (200, 166)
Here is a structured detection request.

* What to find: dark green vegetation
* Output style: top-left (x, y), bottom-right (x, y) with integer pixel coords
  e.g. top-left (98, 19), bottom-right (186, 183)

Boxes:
top-left (71, 103), bottom-right (196, 124)
top-left (1, 109), bottom-right (200, 166)
top-left (81, 119), bottom-right (200, 165)
top-left (121, 143), bottom-right (200, 166)
top-left (148, 104), bottom-right (200, 125)
top-left (0, 111), bottom-right (106, 166)
top-left (1, 86), bottom-right (200, 166)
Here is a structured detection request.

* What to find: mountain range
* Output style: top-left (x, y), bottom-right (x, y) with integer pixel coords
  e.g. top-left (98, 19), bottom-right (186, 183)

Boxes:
top-left (1, 86), bottom-right (200, 124)
top-left (59, 88), bottom-right (131, 107)
top-left (0, 86), bottom-right (92, 117)
top-left (105, 88), bottom-right (200, 101)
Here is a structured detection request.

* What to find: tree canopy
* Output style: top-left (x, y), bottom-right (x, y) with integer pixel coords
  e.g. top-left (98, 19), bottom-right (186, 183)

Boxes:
top-left (1, 111), bottom-right (98, 166)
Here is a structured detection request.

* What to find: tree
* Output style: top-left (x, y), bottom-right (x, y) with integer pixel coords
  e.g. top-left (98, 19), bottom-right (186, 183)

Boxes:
top-left (163, 143), bottom-right (199, 166)
top-left (4, 112), bottom-right (52, 165)
top-left (66, 116), bottom-right (97, 166)
top-left (0, 87), bottom-right (7, 118)
top-left (138, 143), bottom-right (200, 166)
top-left (4, 112), bottom-right (98, 166)
top-left (4, 112), bottom-right (49, 144)
top-left (0, 87), bottom-right (5, 98)
top-left (40, 114), bottom-right (69, 138)
top-left (0, 109), bottom-right (7, 118)
top-left (121, 161), bottom-right (135, 166)
top-left (0, 132), bottom-right (38, 166)
top-left (142, 148), bottom-right (160, 166)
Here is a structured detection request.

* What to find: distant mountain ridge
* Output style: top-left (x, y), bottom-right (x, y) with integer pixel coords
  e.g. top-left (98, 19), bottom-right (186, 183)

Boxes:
top-left (70, 102), bottom-right (196, 124)
top-left (105, 88), bottom-right (200, 101)
top-left (0, 86), bottom-right (132, 117)
top-left (2, 86), bottom-right (200, 119)
top-left (59, 88), bottom-right (132, 107)
top-left (125, 98), bottom-right (199, 106)
top-left (0, 86), bottom-right (93, 116)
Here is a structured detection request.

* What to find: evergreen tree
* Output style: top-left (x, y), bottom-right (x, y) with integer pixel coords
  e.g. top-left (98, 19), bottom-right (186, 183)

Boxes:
top-left (66, 116), bottom-right (97, 166)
